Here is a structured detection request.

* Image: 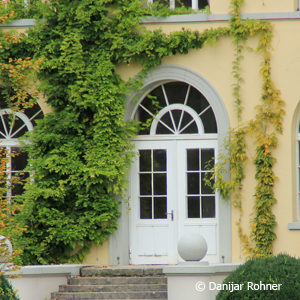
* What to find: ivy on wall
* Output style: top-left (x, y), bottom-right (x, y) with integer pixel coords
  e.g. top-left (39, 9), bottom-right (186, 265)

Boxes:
top-left (0, 0), bottom-right (284, 263)
top-left (6, 0), bottom-right (231, 265)
top-left (212, 0), bottom-right (285, 257)
top-left (0, 1), bottom-right (40, 269)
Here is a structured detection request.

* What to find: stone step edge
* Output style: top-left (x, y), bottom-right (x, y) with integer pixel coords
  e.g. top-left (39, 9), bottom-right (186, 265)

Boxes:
top-left (52, 298), bottom-right (167, 300)
top-left (60, 283), bottom-right (167, 287)
top-left (69, 275), bottom-right (167, 280)
top-left (68, 277), bottom-right (167, 286)
top-left (80, 267), bottom-right (165, 277)
top-left (51, 291), bottom-right (168, 297)
top-left (59, 283), bottom-right (167, 291)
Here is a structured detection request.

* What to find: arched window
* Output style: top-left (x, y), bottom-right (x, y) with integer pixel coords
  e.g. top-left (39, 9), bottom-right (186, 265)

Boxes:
top-left (0, 101), bottom-right (43, 201)
top-left (134, 81), bottom-right (217, 135)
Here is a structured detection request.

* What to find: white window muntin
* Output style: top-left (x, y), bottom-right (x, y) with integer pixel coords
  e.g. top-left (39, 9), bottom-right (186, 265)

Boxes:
top-left (150, 104), bottom-right (205, 135)
top-left (0, 108), bottom-right (41, 201)
top-left (147, 0), bottom-right (204, 10)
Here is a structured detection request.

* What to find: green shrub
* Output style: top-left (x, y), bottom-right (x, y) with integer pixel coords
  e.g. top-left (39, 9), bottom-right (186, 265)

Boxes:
top-left (217, 254), bottom-right (300, 300)
top-left (0, 275), bottom-right (19, 300)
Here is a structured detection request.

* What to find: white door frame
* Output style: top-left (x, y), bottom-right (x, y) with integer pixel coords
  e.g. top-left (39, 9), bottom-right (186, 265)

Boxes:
top-left (109, 65), bottom-right (231, 265)
top-left (129, 136), bottom-right (219, 264)
top-left (129, 140), bottom-right (178, 264)
top-left (177, 139), bottom-right (219, 263)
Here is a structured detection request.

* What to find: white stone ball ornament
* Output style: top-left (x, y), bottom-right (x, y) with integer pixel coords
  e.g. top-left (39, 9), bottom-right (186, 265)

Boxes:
top-left (177, 232), bottom-right (207, 261)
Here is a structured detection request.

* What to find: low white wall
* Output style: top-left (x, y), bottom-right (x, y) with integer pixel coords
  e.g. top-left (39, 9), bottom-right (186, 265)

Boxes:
top-left (4, 263), bottom-right (239, 300)
top-left (163, 263), bottom-right (240, 300)
top-left (6, 265), bottom-right (85, 300)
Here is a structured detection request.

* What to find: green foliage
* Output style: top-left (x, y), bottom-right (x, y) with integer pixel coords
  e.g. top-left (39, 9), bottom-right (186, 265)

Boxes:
top-left (0, 275), bottom-right (19, 300)
top-left (217, 254), bottom-right (300, 300)
top-left (17, 112), bottom-right (122, 264)
top-left (0, 0), bottom-right (283, 263)
top-left (0, 0), bottom-right (44, 20)
top-left (209, 0), bottom-right (285, 259)
top-left (11, 0), bottom-right (230, 264)
top-left (252, 146), bottom-right (277, 257)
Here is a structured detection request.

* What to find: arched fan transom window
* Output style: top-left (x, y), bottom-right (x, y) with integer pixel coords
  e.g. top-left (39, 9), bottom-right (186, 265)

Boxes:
top-left (0, 103), bottom-right (43, 201)
top-left (134, 81), bottom-right (217, 136)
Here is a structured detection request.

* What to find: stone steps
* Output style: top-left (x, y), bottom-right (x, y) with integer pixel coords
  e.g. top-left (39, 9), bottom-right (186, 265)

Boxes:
top-left (69, 276), bottom-right (167, 285)
top-left (59, 283), bottom-right (167, 292)
top-left (51, 267), bottom-right (168, 300)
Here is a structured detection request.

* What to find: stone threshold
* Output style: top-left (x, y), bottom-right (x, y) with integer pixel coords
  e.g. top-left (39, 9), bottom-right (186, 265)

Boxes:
top-left (163, 262), bottom-right (241, 275)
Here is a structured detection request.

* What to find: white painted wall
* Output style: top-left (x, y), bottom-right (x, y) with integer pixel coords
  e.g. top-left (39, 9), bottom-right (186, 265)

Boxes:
top-left (6, 265), bottom-right (85, 300)
top-left (9, 275), bottom-right (68, 300)
top-left (164, 263), bottom-right (240, 300)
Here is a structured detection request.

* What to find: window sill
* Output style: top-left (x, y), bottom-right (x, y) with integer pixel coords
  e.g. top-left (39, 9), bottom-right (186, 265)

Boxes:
top-left (288, 222), bottom-right (300, 230)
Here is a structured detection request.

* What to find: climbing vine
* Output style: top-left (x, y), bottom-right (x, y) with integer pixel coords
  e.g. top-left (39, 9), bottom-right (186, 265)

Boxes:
top-left (11, 0), bottom-right (231, 265)
top-left (0, 0), bottom-right (284, 263)
top-left (212, 0), bottom-right (285, 258)
top-left (0, 0), bottom-right (40, 269)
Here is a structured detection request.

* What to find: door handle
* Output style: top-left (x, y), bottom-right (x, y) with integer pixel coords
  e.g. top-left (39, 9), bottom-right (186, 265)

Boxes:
top-left (167, 210), bottom-right (174, 221)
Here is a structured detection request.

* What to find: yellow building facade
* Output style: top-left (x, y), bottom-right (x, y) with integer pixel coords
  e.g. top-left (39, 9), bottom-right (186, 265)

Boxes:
top-left (3, 0), bottom-right (300, 266)
top-left (105, 0), bottom-right (300, 265)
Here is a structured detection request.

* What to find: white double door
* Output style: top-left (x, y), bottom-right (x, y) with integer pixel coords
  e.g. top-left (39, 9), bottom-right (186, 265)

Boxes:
top-left (129, 139), bottom-right (219, 264)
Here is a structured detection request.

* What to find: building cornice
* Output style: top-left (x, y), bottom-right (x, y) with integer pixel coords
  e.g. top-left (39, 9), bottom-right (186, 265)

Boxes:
top-left (1, 12), bottom-right (300, 28)
top-left (142, 11), bottom-right (300, 24)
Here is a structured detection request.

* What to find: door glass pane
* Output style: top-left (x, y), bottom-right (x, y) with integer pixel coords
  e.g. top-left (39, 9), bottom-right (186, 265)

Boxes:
top-left (201, 149), bottom-right (214, 170)
top-left (186, 147), bottom-right (216, 219)
top-left (153, 150), bottom-right (166, 171)
top-left (139, 148), bottom-right (167, 220)
top-left (187, 149), bottom-right (199, 171)
top-left (188, 196), bottom-right (200, 218)
top-left (140, 197), bottom-right (152, 219)
top-left (154, 197), bottom-right (167, 219)
top-left (187, 173), bottom-right (199, 194)
top-left (140, 174), bottom-right (152, 195)
top-left (139, 150), bottom-right (151, 172)
top-left (154, 173), bottom-right (166, 195)
top-left (202, 196), bottom-right (215, 218)
top-left (201, 172), bottom-right (214, 194)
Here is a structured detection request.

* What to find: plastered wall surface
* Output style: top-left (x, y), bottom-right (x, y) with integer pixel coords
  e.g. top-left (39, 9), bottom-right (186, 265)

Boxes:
top-left (5, 2), bottom-right (300, 265)
top-left (116, 17), bottom-right (300, 263)
top-left (209, 0), bottom-right (296, 14)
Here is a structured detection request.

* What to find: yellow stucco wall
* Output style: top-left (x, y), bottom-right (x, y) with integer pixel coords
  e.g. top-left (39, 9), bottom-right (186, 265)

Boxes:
top-left (6, 1), bottom-right (300, 266)
top-left (82, 240), bottom-right (109, 266)
top-left (210, 0), bottom-right (297, 14)
top-left (116, 16), bottom-right (300, 263)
